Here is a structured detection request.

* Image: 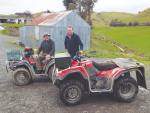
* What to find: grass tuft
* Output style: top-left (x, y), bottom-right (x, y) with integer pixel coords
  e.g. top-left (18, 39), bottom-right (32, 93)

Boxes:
top-left (1, 29), bottom-right (7, 35)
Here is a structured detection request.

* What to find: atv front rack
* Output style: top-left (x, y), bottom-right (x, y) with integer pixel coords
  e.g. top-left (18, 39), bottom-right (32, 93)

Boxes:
top-left (5, 60), bottom-right (21, 72)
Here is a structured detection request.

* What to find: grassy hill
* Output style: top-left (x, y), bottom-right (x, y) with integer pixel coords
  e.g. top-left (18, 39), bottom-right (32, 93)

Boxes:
top-left (32, 11), bottom-right (46, 18)
top-left (91, 7), bottom-right (150, 27)
top-left (91, 12), bottom-right (135, 27)
top-left (0, 14), bottom-right (17, 17)
top-left (0, 11), bottom-right (46, 18)
top-left (120, 7), bottom-right (150, 25)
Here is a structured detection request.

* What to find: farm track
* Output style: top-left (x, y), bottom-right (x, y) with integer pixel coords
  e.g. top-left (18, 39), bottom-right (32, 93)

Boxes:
top-left (0, 30), bottom-right (150, 113)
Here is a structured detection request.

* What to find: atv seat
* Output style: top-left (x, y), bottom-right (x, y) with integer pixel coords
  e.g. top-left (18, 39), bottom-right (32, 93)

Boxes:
top-left (92, 61), bottom-right (118, 71)
top-left (41, 56), bottom-right (55, 64)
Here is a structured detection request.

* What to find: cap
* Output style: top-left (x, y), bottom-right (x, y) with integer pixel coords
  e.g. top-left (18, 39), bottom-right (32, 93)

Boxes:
top-left (43, 32), bottom-right (51, 38)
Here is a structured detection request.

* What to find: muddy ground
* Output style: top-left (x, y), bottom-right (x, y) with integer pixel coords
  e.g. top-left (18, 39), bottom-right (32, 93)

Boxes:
top-left (0, 31), bottom-right (150, 113)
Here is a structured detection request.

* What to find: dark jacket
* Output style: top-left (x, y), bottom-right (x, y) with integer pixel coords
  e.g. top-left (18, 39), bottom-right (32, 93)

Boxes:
top-left (64, 33), bottom-right (83, 54)
top-left (36, 39), bottom-right (55, 55)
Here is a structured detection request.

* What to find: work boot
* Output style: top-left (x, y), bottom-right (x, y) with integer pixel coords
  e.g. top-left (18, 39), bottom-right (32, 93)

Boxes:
top-left (36, 70), bottom-right (43, 74)
top-left (42, 70), bottom-right (45, 74)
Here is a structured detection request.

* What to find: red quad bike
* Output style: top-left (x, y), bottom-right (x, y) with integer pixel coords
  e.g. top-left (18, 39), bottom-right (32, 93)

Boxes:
top-left (52, 52), bottom-right (147, 106)
top-left (6, 47), bottom-right (55, 85)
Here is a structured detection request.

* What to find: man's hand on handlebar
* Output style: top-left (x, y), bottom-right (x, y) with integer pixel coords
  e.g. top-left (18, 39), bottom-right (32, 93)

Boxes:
top-left (79, 50), bottom-right (83, 54)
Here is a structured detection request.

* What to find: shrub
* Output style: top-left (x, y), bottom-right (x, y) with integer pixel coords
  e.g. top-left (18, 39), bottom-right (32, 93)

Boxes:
top-left (133, 21), bottom-right (139, 26)
top-left (146, 22), bottom-right (150, 26)
top-left (128, 21), bottom-right (139, 26)
top-left (128, 22), bottom-right (133, 26)
top-left (110, 19), bottom-right (126, 27)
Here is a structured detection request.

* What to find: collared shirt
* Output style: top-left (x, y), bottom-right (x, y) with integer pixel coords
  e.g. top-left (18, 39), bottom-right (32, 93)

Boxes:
top-left (36, 39), bottom-right (55, 55)
top-left (67, 33), bottom-right (73, 39)
top-left (64, 33), bottom-right (83, 54)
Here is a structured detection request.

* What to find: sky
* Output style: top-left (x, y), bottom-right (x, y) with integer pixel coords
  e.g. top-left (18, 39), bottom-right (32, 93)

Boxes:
top-left (0, 0), bottom-right (150, 15)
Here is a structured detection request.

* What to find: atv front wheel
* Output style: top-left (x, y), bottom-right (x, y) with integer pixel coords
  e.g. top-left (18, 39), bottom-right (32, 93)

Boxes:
top-left (13, 68), bottom-right (31, 86)
top-left (48, 65), bottom-right (54, 81)
top-left (113, 76), bottom-right (138, 102)
top-left (60, 80), bottom-right (85, 106)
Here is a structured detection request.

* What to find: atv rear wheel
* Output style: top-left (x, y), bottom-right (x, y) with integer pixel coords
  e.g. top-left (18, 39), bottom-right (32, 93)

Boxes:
top-left (13, 68), bottom-right (31, 86)
top-left (60, 80), bottom-right (85, 106)
top-left (113, 76), bottom-right (138, 102)
top-left (48, 65), bottom-right (54, 81)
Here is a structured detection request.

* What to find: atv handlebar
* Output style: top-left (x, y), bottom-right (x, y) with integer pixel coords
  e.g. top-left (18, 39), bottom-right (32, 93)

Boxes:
top-left (72, 51), bottom-right (90, 61)
top-left (80, 55), bottom-right (90, 59)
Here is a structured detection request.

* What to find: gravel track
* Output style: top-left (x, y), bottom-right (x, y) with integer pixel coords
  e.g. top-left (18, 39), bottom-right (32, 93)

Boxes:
top-left (0, 31), bottom-right (150, 113)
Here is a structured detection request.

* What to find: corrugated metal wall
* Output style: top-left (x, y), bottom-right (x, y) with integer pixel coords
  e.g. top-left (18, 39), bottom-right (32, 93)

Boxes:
top-left (20, 11), bottom-right (90, 52)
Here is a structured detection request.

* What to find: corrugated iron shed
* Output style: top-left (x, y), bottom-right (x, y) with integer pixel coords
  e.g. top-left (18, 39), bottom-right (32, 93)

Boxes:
top-left (20, 10), bottom-right (91, 52)
top-left (27, 11), bottom-right (72, 26)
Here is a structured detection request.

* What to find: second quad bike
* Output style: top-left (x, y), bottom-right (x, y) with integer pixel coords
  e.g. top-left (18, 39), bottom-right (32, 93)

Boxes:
top-left (6, 47), bottom-right (54, 85)
top-left (52, 52), bottom-right (147, 106)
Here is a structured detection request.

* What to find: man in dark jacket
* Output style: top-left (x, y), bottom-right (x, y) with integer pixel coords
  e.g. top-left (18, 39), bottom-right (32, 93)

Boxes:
top-left (64, 26), bottom-right (83, 58)
top-left (34, 33), bottom-right (55, 74)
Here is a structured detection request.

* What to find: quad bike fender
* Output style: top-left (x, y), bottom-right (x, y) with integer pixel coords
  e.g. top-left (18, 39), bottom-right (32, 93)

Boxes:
top-left (10, 61), bottom-right (34, 76)
top-left (45, 59), bottom-right (55, 73)
top-left (136, 67), bottom-right (147, 89)
top-left (58, 70), bottom-right (87, 81)
top-left (115, 67), bottom-right (147, 89)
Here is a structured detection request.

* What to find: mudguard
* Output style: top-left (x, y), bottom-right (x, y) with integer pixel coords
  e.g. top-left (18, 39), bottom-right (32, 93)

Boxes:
top-left (9, 60), bottom-right (34, 75)
top-left (136, 67), bottom-right (147, 89)
top-left (114, 67), bottom-right (147, 89)
top-left (58, 70), bottom-right (87, 80)
top-left (45, 59), bottom-right (55, 73)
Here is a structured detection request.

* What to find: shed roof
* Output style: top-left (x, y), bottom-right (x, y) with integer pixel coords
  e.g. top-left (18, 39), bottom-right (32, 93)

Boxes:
top-left (27, 10), bottom-right (72, 26)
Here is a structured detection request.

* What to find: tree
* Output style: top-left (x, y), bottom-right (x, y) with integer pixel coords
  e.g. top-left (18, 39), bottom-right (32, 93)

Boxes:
top-left (128, 22), bottom-right (133, 26)
top-left (47, 10), bottom-right (51, 13)
top-left (63, 0), bottom-right (74, 9)
top-left (15, 10), bottom-right (32, 17)
top-left (81, 0), bottom-right (97, 24)
top-left (133, 21), bottom-right (139, 26)
top-left (63, 0), bottom-right (98, 26)
top-left (23, 11), bottom-right (32, 17)
top-left (110, 19), bottom-right (126, 27)
top-left (146, 21), bottom-right (150, 26)
top-left (68, 3), bottom-right (76, 10)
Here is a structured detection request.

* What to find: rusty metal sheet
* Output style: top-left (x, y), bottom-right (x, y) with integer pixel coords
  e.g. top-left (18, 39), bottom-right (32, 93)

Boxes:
top-left (27, 11), bottom-right (72, 26)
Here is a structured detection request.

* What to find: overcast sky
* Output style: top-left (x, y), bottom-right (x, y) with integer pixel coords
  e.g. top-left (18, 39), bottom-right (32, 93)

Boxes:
top-left (0, 0), bottom-right (150, 15)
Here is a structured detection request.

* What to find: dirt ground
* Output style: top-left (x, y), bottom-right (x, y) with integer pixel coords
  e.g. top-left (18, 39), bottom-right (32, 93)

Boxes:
top-left (0, 31), bottom-right (150, 113)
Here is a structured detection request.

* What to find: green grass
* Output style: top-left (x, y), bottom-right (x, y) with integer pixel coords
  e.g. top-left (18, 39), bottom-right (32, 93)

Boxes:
top-left (2, 23), bottom-right (25, 36)
top-left (6, 39), bottom-right (23, 49)
top-left (92, 26), bottom-right (150, 52)
top-left (91, 26), bottom-right (150, 61)
top-left (2, 23), bottom-right (25, 27)
top-left (84, 38), bottom-right (129, 58)
top-left (120, 7), bottom-right (150, 25)
top-left (91, 12), bottom-right (135, 27)
top-left (1, 29), bottom-right (7, 35)
top-left (32, 11), bottom-right (46, 18)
